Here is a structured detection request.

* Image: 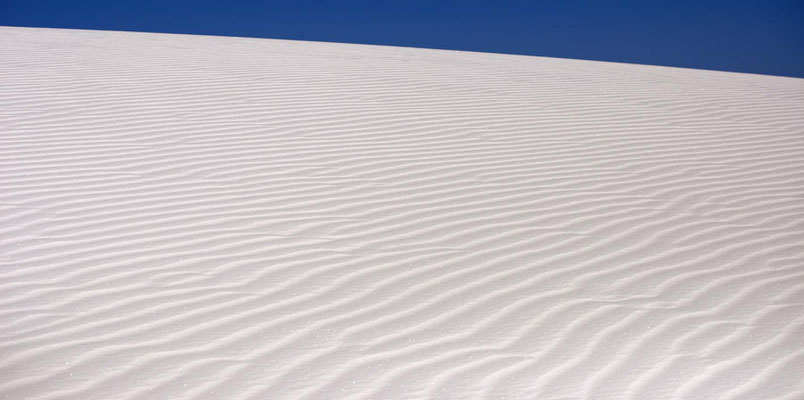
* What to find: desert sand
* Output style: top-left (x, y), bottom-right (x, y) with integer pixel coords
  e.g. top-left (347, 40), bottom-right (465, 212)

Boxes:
top-left (1, 27), bottom-right (803, 399)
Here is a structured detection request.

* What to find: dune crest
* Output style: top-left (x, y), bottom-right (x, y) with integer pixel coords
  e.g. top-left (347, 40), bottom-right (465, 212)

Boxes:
top-left (1, 27), bottom-right (803, 399)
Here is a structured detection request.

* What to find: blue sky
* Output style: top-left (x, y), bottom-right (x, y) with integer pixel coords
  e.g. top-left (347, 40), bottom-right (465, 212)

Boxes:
top-left (2, 0), bottom-right (802, 77)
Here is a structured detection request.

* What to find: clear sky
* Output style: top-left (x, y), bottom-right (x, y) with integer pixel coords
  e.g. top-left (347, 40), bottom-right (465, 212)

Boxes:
top-left (2, 0), bottom-right (802, 77)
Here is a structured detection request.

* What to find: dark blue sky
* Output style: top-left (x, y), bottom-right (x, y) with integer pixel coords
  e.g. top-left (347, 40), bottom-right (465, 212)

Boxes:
top-left (2, 0), bottom-right (802, 77)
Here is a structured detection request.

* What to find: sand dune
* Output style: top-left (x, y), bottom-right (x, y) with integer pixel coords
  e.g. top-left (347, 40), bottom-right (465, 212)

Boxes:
top-left (1, 26), bottom-right (803, 399)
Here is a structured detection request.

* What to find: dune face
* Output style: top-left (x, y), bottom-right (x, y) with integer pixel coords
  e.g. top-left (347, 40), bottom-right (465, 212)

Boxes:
top-left (2, 26), bottom-right (804, 399)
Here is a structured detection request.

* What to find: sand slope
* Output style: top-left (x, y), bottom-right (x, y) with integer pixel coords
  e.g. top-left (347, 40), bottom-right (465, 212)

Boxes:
top-left (1, 27), bottom-right (803, 399)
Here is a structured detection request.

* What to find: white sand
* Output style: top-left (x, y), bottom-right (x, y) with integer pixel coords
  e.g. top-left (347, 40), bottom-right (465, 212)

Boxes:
top-left (1, 26), bottom-right (803, 399)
